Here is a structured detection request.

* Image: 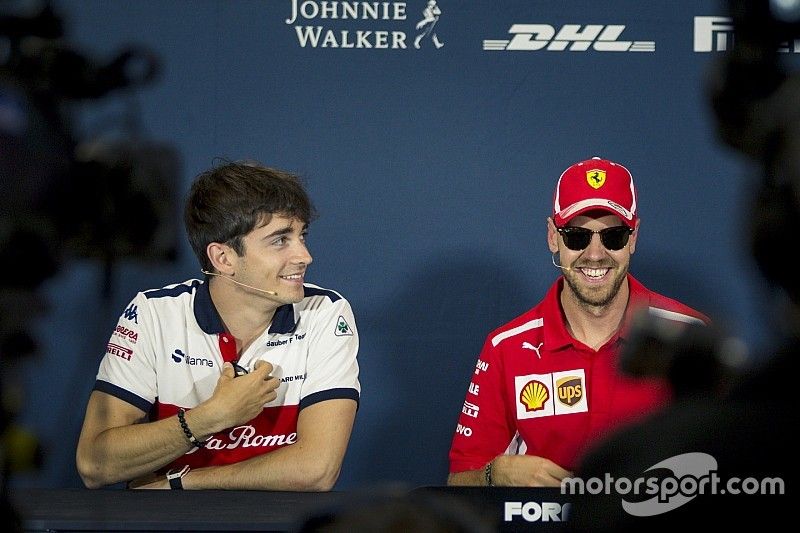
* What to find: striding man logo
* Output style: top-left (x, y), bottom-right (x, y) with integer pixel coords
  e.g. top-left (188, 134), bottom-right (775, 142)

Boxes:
top-left (414, 0), bottom-right (444, 49)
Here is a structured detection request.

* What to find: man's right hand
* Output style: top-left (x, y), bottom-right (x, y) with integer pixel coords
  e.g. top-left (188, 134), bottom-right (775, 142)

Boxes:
top-left (448, 455), bottom-right (573, 487)
top-left (492, 455), bottom-right (573, 487)
top-left (197, 361), bottom-right (280, 432)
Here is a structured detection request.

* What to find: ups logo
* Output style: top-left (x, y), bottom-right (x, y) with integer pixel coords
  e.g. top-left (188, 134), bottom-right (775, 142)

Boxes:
top-left (556, 376), bottom-right (583, 407)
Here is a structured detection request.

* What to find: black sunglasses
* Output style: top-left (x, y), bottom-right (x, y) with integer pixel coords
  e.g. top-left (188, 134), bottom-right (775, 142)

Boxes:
top-left (556, 226), bottom-right (633, 251)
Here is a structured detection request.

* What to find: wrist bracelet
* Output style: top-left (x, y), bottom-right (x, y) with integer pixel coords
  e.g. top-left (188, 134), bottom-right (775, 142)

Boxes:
top-left (177, 408), bottom-right (206, 448)
top-left (484, 459), bottom-right (494, 487)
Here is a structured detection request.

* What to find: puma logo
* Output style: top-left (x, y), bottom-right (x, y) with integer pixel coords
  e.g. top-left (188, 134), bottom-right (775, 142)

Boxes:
top-left (522, 341), bottom-right (544, 359)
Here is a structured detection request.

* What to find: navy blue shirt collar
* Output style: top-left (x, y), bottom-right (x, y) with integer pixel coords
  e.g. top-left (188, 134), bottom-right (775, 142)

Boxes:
top-left (193, 278), bottom-right (298, 335)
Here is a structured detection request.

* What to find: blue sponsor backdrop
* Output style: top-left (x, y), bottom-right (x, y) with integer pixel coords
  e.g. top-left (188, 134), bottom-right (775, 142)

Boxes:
top-left (8, 0), bottom-right (791, 490)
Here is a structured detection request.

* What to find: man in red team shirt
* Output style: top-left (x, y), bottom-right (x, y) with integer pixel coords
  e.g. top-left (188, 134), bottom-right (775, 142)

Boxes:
top-left (447, 157), bottom-right (709, 487)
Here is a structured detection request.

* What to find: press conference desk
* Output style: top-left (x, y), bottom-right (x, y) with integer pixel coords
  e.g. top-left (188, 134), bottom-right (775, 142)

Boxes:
top-left (11, 488), bottom-right (350, 532)
top-left (10, 487), bottom-right (572, 532)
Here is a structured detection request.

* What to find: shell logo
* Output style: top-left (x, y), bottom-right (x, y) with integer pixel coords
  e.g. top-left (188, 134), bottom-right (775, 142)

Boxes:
top-left (519, 379), bottom-right (549, 412)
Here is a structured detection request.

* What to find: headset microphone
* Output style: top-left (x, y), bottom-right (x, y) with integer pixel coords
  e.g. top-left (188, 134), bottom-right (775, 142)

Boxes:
top-left (551, 252), bottom-right (572, 272)
top-left (201, 270), bottom-right (279, 296)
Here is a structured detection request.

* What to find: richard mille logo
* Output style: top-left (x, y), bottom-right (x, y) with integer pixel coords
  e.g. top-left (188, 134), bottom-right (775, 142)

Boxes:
top-left (284, 0), bottom-right (446, 50)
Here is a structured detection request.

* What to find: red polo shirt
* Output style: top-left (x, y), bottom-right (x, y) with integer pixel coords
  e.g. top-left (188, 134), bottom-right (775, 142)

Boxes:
top-left (448, 274), bottom-right (709, 473)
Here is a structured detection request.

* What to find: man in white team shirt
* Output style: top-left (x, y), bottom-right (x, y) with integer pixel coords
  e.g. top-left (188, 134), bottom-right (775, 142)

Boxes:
top-left (76, 160), bottom-right (360, 490)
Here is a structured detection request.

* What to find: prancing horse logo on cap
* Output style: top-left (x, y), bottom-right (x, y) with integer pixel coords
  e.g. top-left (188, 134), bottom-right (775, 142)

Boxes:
top-left (586, 169), bottom-right (606, 189)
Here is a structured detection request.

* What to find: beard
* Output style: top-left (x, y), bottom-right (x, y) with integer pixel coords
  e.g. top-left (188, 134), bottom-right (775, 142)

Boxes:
top-left (563, 262), bottom-right (629, 308)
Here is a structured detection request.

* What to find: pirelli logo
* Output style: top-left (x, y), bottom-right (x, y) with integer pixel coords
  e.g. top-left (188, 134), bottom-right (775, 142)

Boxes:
top-left (106, 343), bottom-right (133, 361)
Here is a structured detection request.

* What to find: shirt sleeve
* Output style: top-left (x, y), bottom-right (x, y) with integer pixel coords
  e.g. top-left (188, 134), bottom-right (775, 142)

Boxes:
top-left (298, 296), bottom-right (360, 409)
top-left (448, 335), bottom-right (515, 473)
top-left (94, 293), bottom-right (158, 412)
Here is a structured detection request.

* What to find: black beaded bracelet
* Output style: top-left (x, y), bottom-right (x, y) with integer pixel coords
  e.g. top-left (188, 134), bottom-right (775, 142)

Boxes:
top-left (484, 460), bottom-right (494, 487)
top-left (177, 408), bottom-right (206, 448)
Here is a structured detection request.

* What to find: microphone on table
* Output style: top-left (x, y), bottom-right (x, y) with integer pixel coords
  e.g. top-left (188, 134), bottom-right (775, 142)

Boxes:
top-left (201, 270), bottom-right (279, 296)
